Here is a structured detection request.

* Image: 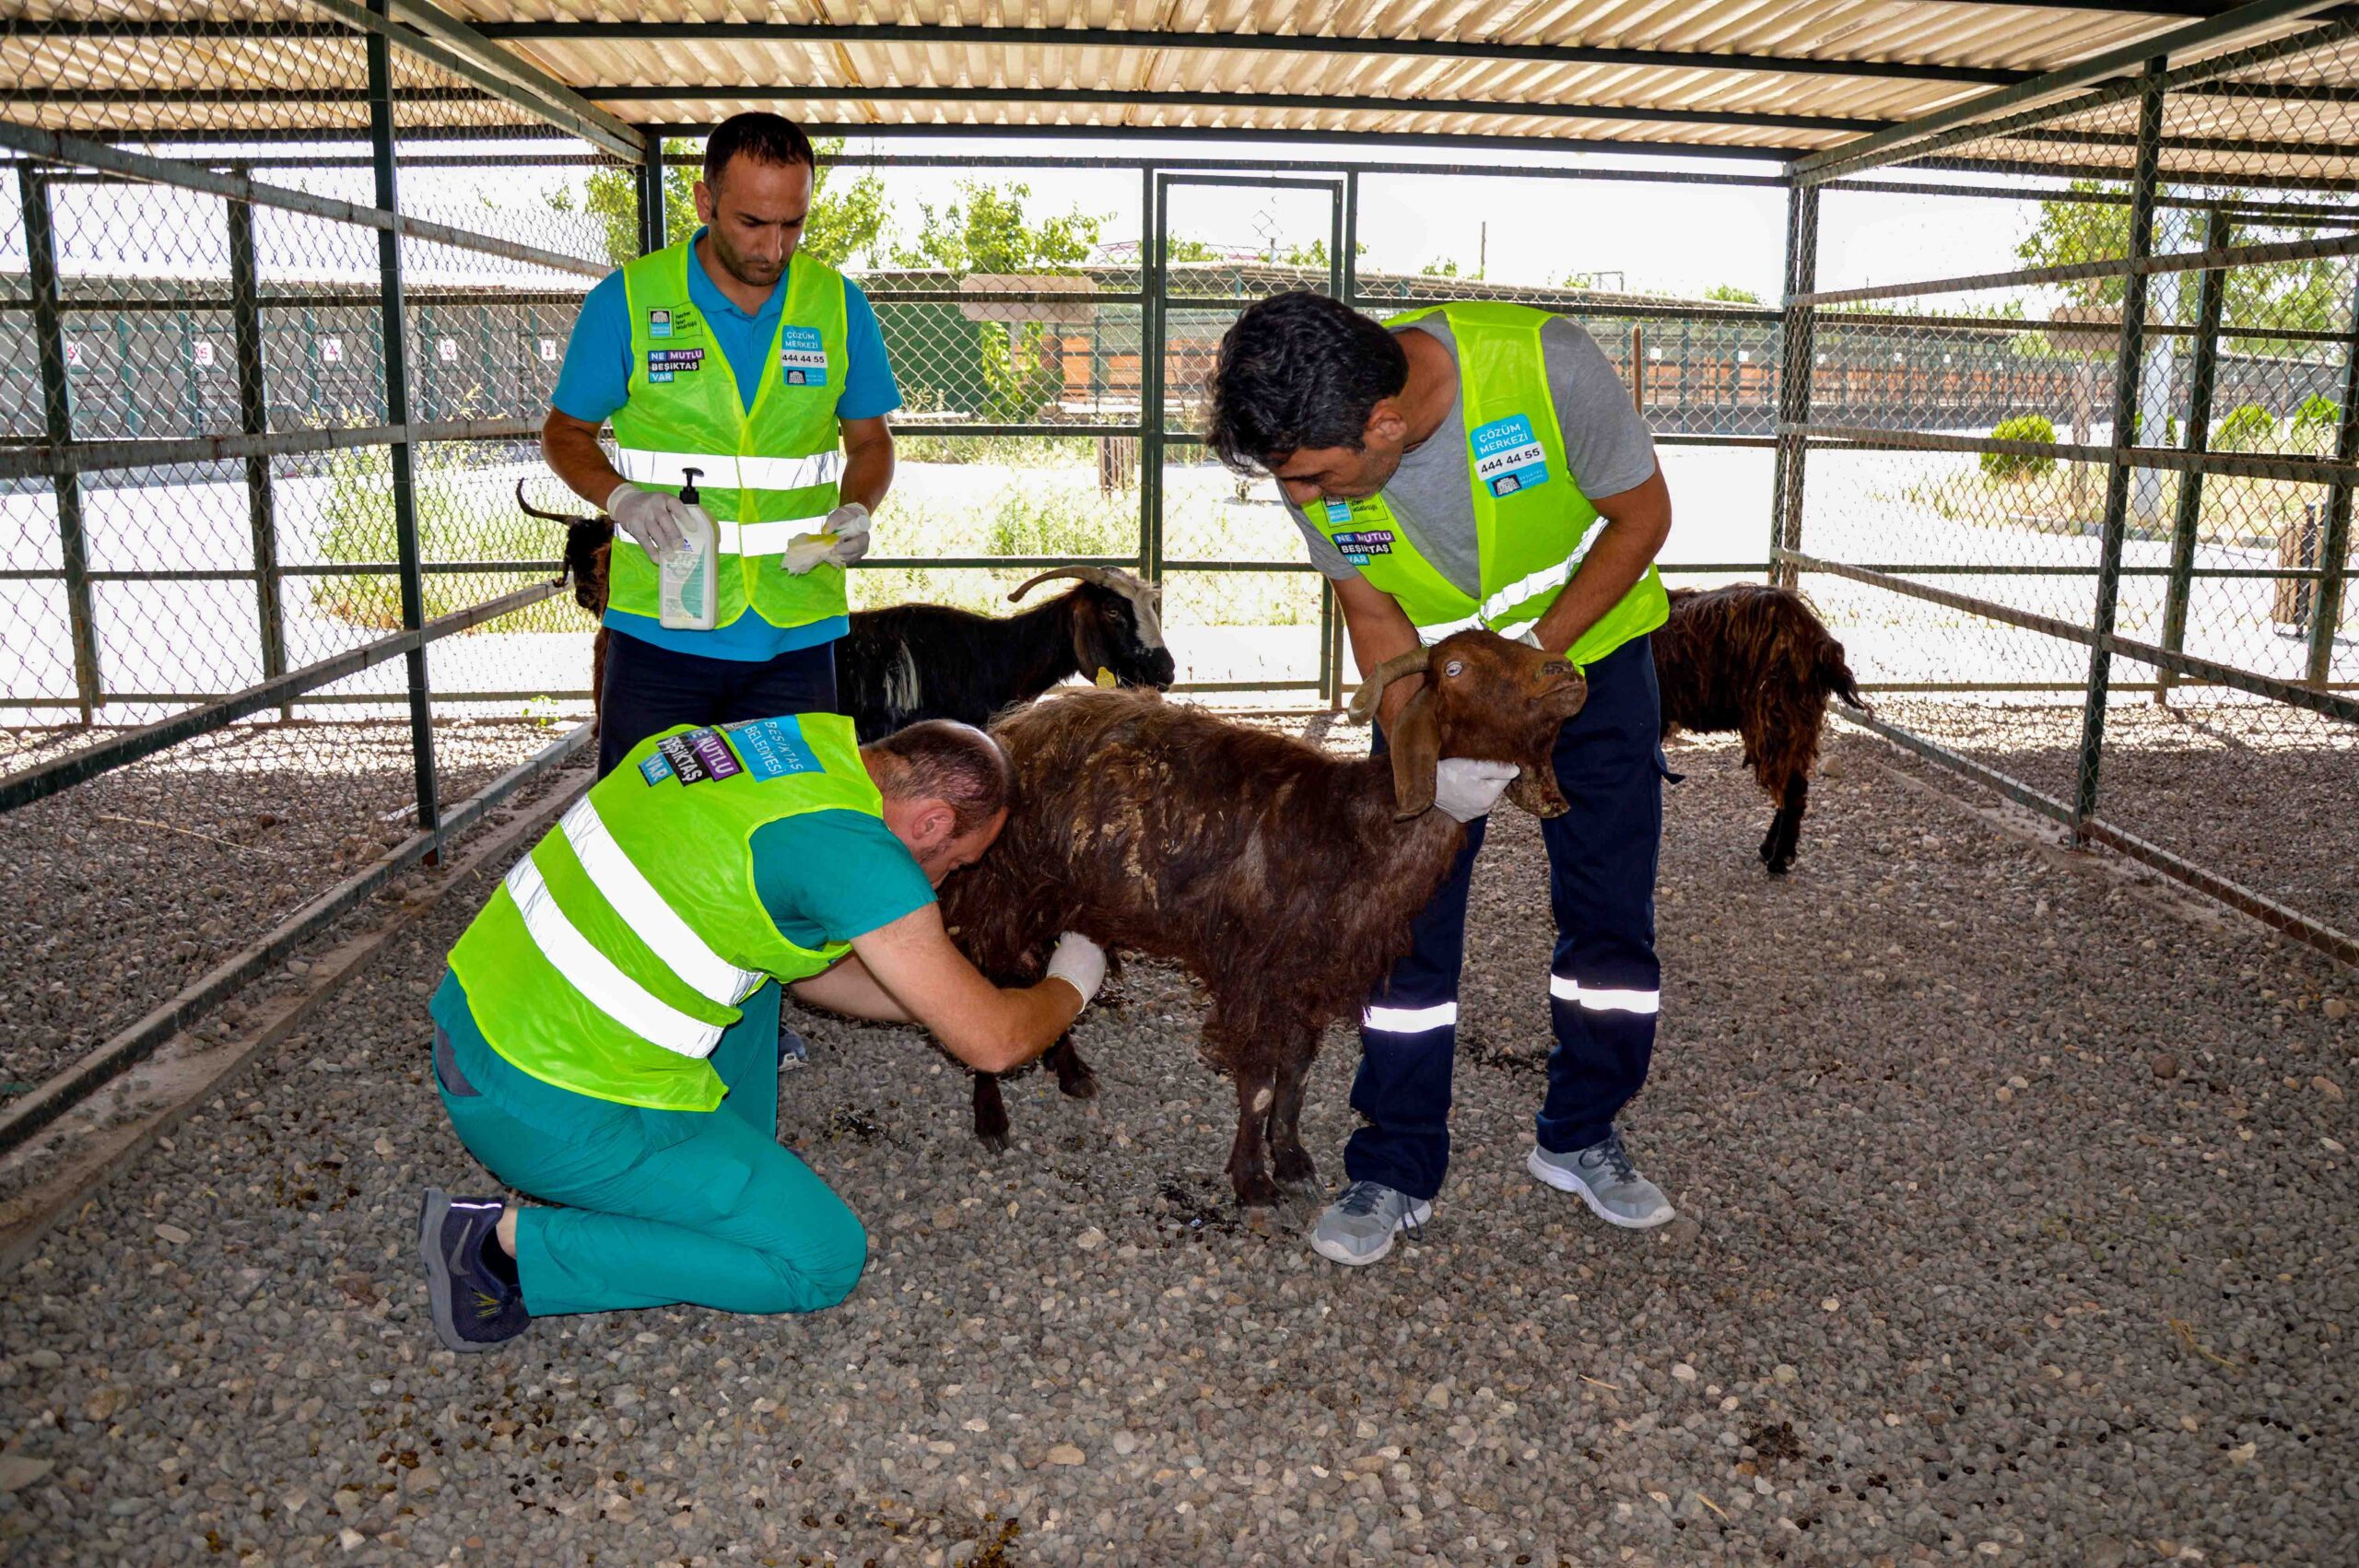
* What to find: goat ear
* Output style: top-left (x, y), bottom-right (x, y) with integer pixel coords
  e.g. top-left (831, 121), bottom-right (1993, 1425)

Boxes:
top-left (1386, 687), bottom-right (1442, 820)
top-left (1071, 612), bottom-right (1113, 681)
top-left (1505, 766), bottom-right (1570, 819)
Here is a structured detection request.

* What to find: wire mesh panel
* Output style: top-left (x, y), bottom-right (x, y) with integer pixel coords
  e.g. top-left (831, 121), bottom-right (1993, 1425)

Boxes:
top-left (0, 2), bottom-right (626, 1118)
top-left (1788, 11), bottom-right (2359, 963)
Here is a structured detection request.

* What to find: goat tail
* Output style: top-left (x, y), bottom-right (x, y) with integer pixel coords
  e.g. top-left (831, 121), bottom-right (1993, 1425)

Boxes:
top-left (1816, 636), bottom-right (1871, 718)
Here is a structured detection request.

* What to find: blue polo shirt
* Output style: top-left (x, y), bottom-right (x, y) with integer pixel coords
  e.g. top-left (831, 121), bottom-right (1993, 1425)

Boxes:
top-left (554, 230), bottom-right (901, 662)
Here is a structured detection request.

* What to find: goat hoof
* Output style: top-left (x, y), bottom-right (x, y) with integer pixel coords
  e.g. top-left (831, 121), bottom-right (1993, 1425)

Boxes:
top-left (975, 1125), bottom-right (1011, 1154)
top-left (1057, 1068), bottom-right (1100, 1101)
top-left (1273, 1148), bottom-right (1318, 1187)
top-left (1231, 1174), bottom-right (1283, 1211)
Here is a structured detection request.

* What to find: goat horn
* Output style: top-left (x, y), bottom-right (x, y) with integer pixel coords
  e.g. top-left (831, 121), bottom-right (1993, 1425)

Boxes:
top-left (515, 479), bottom-right (594, 527)
top-left (1008, 565), bottom-right (1141, 603)
top-left (1345, 648), bottom-right (1431, 723)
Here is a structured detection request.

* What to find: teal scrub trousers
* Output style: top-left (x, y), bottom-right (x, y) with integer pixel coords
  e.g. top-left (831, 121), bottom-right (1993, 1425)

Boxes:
top-left (430, 972), bottom-right (867, 1317)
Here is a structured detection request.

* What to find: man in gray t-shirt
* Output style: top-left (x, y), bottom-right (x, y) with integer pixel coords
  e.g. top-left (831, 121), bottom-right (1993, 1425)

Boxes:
top-left (1280, 315), bottom-right (1661, 591)
top-left (1208, 291), bottom-right (1677, 1269)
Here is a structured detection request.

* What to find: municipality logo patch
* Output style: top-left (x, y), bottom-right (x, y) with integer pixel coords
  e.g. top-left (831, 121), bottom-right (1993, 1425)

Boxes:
top-left (649, 309), bottom-right (672, 338)
top-left (1470, 414), bottom-right (1550, 498)
top-left (778, 325), bottom-right (828, 387)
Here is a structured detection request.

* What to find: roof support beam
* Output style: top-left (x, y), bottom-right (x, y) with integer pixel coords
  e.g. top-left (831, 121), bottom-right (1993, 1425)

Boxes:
top-left (577, 85), bottom-right (1884, 136)
top-left (460, 22), bottom-right (2027, 88)
top-left (305, 0), bottom-right (644, 161)
top-left (1792, 0), bottom-right (2347, 180)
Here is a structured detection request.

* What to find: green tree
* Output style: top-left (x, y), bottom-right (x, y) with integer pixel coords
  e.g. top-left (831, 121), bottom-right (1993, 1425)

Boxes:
top-left (1704, 284), bottom-right (1763, 304)
top-left (557, 137), bottom-right (890, 271)
top-left (2018, 181), bottom-right (2342, 352)
top-left (893, 180), bottom-right (1102, 275)
top-left (888, 181), bottom-right (1109, 423)
top-left (1165, 235), bottom-right (1225, 263)
top-left (1279, 238), bottom-right (1367, 270)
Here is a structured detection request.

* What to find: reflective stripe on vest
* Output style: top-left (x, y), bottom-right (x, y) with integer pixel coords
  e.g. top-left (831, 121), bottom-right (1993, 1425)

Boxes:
top-left (615, 446), bottom-right (842, 495)
top-left (607, 514), bottom-right (839, 562)
top-left (557, 796), bottom-right (763, 1006)
top-left (1415, 515), bottom-right (1611, 645)
top-left (502, 854), bottom-right (725, 1059)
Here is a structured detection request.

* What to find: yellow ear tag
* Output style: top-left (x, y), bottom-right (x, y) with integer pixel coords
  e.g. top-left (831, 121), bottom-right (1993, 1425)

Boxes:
top-left (1095, 666), bottom-right (1118, 688)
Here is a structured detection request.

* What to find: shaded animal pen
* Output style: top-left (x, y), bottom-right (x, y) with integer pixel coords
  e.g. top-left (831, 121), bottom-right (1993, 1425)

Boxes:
top-left (2, 0), bottom-right (2356, 1176)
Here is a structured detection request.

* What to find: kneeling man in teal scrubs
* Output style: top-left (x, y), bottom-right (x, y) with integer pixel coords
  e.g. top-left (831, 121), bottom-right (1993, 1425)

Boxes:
top-left (417, 715), bottom-right (1101, 1351)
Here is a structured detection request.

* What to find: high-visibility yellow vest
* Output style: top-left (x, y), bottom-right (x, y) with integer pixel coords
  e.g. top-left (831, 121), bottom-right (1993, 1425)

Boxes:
top-left (608, 241), bottom-right (852, 633)
top-left (1309, 300), bottom-right (1668, 666)
top-left (448, 713), bottom-right (886, 1111)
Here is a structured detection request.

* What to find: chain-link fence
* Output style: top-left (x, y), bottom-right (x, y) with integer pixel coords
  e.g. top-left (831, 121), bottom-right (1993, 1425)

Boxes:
top-left (0, 0), bottom-right (635, 1148)
top-left (15, 5), bottom-right (2354, 1144)
top-left (1782, 13), bottom-right (2359, 965)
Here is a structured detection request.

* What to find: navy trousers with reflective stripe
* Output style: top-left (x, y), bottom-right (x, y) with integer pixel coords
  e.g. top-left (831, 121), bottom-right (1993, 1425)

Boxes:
top-left (1345, 634), bottom-right (1667, 1202)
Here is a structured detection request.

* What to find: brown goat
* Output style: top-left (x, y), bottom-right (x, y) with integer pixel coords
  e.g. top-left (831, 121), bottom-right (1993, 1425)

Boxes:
top-left (941, 631), bottom-right (1587, 1208)
top-left (1651, 582), bottom-right (1868, 873)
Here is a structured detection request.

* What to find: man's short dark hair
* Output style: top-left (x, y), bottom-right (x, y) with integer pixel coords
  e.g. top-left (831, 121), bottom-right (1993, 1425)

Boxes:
top-left (704, 112), bottom-right (816, 188)
top-left (1205, 290), bottom-right (1409, 474)
top-left (864, 720), bottom-right (1013, 837)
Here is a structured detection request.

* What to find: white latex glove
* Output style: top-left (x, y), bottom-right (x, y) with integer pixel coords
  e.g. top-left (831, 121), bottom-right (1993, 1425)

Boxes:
top-left (781, 503), bottom-right (873, 575)
top-left (605, 482), bottom-right (692, 558)
top-left (1044, 931), bottom-right (1108, 1010)
top-left (1432, 757), bottom-right (1520, 824)
top-left (822, 502), bottom-right (871, 568)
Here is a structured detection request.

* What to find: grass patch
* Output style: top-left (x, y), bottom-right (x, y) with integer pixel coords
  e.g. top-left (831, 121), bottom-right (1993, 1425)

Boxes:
top-left (311, 451), bottom-right (577, 633)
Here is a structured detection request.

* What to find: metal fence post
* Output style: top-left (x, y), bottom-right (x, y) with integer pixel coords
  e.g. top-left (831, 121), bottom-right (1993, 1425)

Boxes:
top-left (367, 0), bottom-right (439, 837)
top-left (2306, 269), bottom-right (2359, 687)
top-left (638, 136), bottom-right (666, 255)
top-left (2074, 58), bottom-right (2168, 840)
top-left (226, 193), bottom-right (291, 720)
top-left (1328, 170), bottom-right (1361, 708)
top-left (1141, 167), bottom-right (1164, 586)
top-left (1771, 180), bottom-right (1821, 590)
top-left (19, 164), bottom-right (103, 724)
top-left (2157, 204), bottom-right (2228, 703)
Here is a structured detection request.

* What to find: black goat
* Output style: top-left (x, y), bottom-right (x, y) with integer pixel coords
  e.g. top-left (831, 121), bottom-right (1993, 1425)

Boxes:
top-left (516, 486), bottom-right (1178, 741)
top-left (840, 566), bottom-right (1176, 742)
top-left (1651, 582), bottom-right (1869, 873)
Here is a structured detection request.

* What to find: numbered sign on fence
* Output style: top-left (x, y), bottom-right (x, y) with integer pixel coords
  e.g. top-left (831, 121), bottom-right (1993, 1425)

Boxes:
top-left (64, 341), bottom-right (84, 368)
top-left (194, 341), bottom-right (216, 368)
top-left (438, 337), bottom-right (459, 363)
top-left (538, 338), bottom-right (557, 362)
top-left (320, 335), bottom-right (343, 364)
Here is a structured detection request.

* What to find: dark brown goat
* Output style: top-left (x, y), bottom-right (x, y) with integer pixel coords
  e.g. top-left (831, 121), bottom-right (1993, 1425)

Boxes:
top-left (941, 632), bottom-right (1587, 1208)
top-left (1652, 582), bottom-right (1868, 873)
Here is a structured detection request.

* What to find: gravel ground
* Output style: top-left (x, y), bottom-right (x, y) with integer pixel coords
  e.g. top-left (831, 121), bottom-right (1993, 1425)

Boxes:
top-left (1870, 695), bottom-right (2359, 940)
top-left (1, 725), bottom-right (2354, 1566)
top-left (0, 720), bottom-right (575, 1090)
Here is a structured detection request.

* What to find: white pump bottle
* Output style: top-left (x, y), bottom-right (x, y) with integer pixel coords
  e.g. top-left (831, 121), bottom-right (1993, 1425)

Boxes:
top-left (656, 465), bottom-right (720, 630)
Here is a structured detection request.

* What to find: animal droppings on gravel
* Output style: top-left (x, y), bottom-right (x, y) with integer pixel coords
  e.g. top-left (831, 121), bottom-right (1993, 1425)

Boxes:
top-left (1, 729), bottom-right (2353, 1566)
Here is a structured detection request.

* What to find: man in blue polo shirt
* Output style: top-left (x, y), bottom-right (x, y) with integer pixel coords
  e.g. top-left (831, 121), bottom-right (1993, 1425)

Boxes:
top-left (541, 111), bottom-right (903, 776)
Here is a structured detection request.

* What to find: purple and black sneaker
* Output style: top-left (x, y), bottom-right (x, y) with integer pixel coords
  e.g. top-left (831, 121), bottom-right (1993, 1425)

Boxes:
top-left (417, 1188), bottom-right (528, 1352)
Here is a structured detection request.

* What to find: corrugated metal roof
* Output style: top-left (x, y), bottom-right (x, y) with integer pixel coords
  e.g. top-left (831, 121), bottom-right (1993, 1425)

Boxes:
top-left (0, 0), bottom-right (2350, 180)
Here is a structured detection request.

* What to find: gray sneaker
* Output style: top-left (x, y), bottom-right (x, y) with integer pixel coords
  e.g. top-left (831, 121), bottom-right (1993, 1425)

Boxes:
top-left (1528, 1130), bottom-right (1675, 1230)
top-left (1309, 1180), bottom-right (1433, 1267)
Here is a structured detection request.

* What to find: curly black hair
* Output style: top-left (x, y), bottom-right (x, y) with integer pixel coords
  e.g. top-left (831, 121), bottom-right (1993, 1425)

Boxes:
top-left (1204, 291), bottom-right (1408, 474)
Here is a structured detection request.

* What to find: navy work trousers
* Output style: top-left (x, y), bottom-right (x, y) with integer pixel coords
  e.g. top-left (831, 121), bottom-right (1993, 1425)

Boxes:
top-left (597, 630), bottom-right (839, 778)
top-left (1346, 634), bottom-right (1669, 1203)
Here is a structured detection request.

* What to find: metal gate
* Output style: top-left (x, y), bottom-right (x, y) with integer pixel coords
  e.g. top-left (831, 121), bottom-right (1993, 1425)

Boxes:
top-left (1148, 172), bottom-right (1347, 706)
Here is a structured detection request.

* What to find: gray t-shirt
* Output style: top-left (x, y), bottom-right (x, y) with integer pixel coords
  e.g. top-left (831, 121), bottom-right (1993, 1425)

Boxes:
top-left (1285, 316), bottom-right (1659, 591)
